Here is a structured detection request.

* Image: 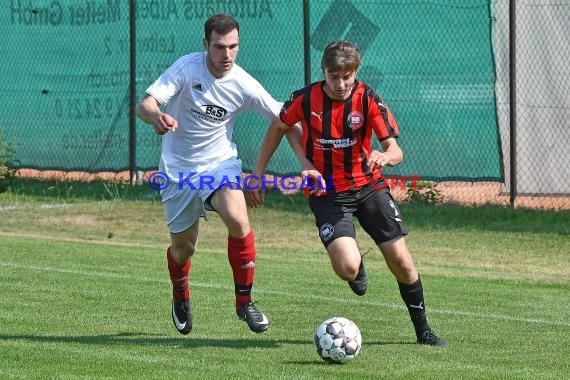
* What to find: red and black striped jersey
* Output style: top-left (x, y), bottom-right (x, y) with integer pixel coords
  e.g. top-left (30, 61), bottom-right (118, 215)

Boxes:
top-left (280, 80), bottom-right (399, 193)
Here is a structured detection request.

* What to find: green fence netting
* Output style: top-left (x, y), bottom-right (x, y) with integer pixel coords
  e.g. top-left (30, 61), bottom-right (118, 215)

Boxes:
top-left (1, 0), bottom-right (502, 181)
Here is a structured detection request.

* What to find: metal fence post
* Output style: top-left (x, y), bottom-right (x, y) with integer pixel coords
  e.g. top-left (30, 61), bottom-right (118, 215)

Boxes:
top-left (303, 0), bottom-right (311, 86)
top-left (509, 0), bottom-right (517, 208)
top-left (129, 0), bottom-right (137, 185)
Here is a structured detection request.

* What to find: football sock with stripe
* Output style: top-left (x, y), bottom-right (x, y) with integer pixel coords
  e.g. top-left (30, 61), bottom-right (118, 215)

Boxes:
top-left (398, 276), bottom-right (430, 337)
top-left (167, 246), bottom-right (191, 301)
top-left (228, 230), bottom-right (256, 308)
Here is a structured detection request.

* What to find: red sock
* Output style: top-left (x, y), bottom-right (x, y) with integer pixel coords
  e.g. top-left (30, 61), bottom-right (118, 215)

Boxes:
top-left (167, 246), bottom-right (191, 300)
top-left (228, 230), bottom-right (256, 308)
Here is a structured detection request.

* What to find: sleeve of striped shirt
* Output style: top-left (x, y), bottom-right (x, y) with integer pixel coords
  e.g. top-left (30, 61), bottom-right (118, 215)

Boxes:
top-left (368, 94), bottom-right (399, 141)
top-left (280, 89), bottom-right (305, 126)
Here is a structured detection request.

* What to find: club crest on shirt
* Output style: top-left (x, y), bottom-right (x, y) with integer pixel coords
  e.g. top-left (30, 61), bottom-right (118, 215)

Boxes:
top-left (347, 111), bottom-right (364, 130)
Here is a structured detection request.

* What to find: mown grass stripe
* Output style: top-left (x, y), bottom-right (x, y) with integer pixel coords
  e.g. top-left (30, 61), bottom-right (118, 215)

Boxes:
top-left (3, 261), bottom-right (568, 328)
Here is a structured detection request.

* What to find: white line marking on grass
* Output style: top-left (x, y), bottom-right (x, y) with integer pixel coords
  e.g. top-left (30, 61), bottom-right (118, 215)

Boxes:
top-left (0, 201), bottom-right (125, 212)
top-left (3, 262), bottom-right (569, 328)
top-left (0, 203), bottom-right (83, 211)
top-left (0, 232), bottom-right (202, 250)
top-left (0, 263), bottom-right (164, 283)
top-left (261, 289), bottom-right (570, 328)
top-left (0, 205), bottom-right (19, 211)
top-left (40, 203), bottom-right (74, 209)
top-left (432, 307), bottom-right (570, 327)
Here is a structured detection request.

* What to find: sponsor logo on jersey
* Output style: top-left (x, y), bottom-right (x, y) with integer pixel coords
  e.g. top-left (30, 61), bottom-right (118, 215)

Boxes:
top-left (190, 104), bottom-right (228, 123)
top-left (316, 137), bottom-right (357, 149)
top-left (201, 105), bottom-right (227, 118)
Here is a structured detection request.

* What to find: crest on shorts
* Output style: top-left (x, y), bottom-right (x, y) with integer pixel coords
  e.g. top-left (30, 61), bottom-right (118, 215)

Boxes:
top-left (347, 111), bottom-right (364, 130)
top-left (319, 223), bottom-right (334, 241)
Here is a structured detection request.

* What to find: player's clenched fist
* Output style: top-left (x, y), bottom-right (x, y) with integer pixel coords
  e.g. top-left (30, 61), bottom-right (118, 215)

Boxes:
top-left (154, 113), bottom-right (178, 135)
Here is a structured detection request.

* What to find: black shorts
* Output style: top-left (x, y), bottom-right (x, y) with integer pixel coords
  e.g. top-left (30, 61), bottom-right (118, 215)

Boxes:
top-left (308, 184), bottom-right (408, 248)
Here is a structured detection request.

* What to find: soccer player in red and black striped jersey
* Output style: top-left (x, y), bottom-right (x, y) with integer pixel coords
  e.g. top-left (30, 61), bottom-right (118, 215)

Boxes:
top-left (249, 40), bottom-right (447, 346)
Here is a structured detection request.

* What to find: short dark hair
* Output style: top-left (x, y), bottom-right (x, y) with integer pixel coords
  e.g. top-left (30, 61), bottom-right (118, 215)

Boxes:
top-left (204, 13), bottom-right (240, 42)
top-left (321, 40), bottom-right (362, 73)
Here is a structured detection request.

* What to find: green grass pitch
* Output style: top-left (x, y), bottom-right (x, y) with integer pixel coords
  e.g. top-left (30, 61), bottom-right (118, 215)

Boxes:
top-left (0, 180), bottom-right (568, 378)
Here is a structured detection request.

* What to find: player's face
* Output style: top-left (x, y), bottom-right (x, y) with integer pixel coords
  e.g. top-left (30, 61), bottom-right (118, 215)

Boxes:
top-left (323, 69), bottom-right (357, 100)
top-left (204, 29), bottom-right (239, 78)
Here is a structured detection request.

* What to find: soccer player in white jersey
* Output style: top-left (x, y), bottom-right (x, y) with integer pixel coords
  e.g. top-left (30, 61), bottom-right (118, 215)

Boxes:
top-left (136, 13), bottom-right (283, 334)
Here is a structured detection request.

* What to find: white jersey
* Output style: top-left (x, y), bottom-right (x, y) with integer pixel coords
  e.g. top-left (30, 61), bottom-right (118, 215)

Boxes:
top-left (145, 52), bottom-right (281, 182)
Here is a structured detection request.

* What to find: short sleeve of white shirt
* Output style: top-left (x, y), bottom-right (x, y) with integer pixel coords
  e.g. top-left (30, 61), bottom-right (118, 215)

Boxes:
top-left (144, 52), bottom-right (281, 180)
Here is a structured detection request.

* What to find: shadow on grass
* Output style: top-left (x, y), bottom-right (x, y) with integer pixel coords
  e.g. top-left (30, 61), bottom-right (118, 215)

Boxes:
top-left (0, 332), bottom-right (290, 349)
top-left (0, 332), bottom-right (416, 350)
top-left (286, 340), bottom-right (415, 366)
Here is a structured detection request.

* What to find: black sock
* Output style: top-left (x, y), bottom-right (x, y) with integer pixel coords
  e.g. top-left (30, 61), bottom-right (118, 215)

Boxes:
top-left (398, 276), bottom-right (430, 337)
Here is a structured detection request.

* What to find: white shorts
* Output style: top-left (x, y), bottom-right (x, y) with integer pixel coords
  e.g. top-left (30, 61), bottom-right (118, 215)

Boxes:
top-left (161, 157), bottom-right (242, 234)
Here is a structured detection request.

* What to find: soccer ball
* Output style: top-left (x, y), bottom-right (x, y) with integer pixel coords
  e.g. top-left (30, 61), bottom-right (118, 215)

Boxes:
top-left (314, 317), bottom-right (362, 364)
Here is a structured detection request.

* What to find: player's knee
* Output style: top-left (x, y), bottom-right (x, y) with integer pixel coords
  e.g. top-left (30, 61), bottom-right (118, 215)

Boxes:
top-left (397, 256), bottom-right (415, 271)
top-left (334, 264), bottom-right (359, 281)
top-left (392, 261), bottom-right (417, 283)
top-left (227, 221), bottom-right (251, 238)
top-left (400, 266), bottom-right (417, 283)
top-left (347, 266), bottom-right (359, 281)
top-left (172, 241), bottom-right (196, 260)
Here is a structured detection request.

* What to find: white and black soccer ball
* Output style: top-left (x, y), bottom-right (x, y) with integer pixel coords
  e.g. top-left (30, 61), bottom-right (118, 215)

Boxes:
top-left (314, 317), bottom-right (362, 364)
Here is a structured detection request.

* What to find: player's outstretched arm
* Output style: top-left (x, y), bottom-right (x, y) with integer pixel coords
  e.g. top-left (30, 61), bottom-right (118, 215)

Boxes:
top-left (247, 117), bottom-right (291, 207)
top-left (285, 124), bottom-right (327, 196)
top-left (368, 137), bottom-right (403, 171)
top-left (284, 123), bottom-right (304, 166)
